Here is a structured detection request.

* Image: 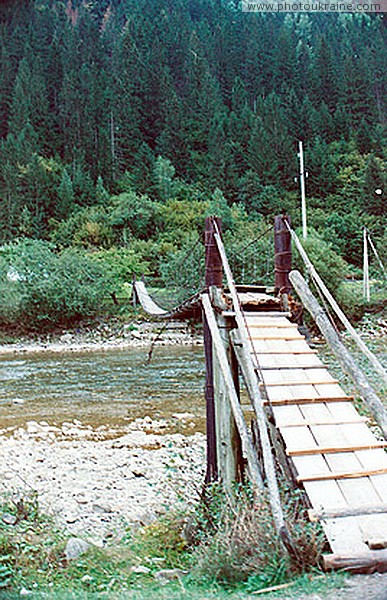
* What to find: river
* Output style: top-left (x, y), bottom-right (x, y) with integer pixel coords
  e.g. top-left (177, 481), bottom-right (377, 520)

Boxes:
top-left (0, 345), bottom-right (206, 435)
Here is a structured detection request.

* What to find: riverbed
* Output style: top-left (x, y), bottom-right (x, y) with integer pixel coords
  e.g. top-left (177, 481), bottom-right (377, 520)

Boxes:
top-left (0, 344), bottom-right (207, 544)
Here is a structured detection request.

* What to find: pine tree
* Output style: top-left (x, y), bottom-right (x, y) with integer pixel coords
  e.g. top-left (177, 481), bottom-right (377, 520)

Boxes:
top-left (58, 168), bottom-right (75, 219)
top-left (362, 154), bottom-right (385, 216)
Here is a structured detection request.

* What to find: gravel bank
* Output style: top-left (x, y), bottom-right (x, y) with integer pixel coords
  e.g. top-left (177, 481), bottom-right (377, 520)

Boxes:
top-left (0, 418), bottom-right (206, 546)
top-left (0, 319), bottom-right (202, 356)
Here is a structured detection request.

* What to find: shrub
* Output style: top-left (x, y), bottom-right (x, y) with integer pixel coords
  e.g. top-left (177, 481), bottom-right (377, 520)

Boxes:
top-left (293, 228), bottom-right (347, 293)
top-left (187, 485), bottom-right (325, 590)
top-left (0, 239), bottom-right (112, 330)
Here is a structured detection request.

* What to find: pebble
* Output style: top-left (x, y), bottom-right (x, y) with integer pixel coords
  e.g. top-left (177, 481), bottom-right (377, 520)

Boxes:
top-left (0, 422), bottom-right (205, 542)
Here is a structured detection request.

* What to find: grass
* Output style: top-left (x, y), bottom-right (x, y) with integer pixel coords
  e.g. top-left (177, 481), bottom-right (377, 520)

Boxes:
top-left (0, 485), bottom-right (352, 600)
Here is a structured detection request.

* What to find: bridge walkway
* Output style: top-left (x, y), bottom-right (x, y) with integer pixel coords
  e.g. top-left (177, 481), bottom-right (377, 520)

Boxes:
top-left (244, 309), bottom-right (387, 564)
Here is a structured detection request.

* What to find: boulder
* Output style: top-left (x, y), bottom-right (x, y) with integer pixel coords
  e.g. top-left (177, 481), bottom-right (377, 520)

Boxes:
top-left (65, 537), bottom-right (90, 560)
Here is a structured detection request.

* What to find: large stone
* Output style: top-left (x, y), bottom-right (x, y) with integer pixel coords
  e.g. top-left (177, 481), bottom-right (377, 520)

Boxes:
top-left (2, 513), bottom-right (17, 525)
top-left (65, 537), bottom-right (90, 560)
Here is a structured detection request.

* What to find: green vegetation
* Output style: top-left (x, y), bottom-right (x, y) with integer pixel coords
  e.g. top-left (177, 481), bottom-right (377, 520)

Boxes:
top-left (0, 487), bottom-right (349, 599)
top-left (0, 2), bottom-right (385, 331)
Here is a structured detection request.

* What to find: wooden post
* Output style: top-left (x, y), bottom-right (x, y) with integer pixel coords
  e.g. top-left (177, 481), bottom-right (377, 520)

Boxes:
top-left (289, 270), bottom-right (387, 439)
top-left (202, 294), bottom-right (263, 492)
top-left (212, 223), bottom-right (296, 556)
top-left (211, 288), bottom-right (243, 488)
top-left (203, 217), bottom-right (222, 483)
top-left (205, 216), bottom-right (223, 288)
top-left (274, 215), bottom-right (292, 297)
top-left (203, 217), bottom-right (242, 487)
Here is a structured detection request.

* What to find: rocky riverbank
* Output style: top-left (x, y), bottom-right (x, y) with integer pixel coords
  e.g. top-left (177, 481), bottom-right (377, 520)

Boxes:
top-left (0, 319), bottom-right (202, 355)
top-left (0, 417), bottom-right (206, 546)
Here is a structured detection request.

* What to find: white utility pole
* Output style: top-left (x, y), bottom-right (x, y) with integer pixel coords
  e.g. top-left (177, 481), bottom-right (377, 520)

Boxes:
top-left (298, 141), bottom-right (307, 239)
top-left (363, 227), bottom-right (370, 302)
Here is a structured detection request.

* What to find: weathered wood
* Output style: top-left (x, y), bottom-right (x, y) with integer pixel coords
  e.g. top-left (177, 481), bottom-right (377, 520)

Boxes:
top-left (264, 396), bottom-right (353, 406)
top-left (287, 441), bottom-right (387, 456)
top-left (203, 217), bottom-right (223, 483)
top-left (247, 322), bottom-right (298, 329)
top-left (205, 216), bottom-right (222, 288)
top-left (274, 215), bottom-right (292, 294)
top-left (260, 365), bottom-right (326, 370)
top-left (323, 549), bottom-right (387, 573)
top-left (210, 287), bottom-right (243, 490)
top-left (261, 380), bottom-right (339, 387)
top-left (298, 467), bottom-right (387, 483)
top-left (203, 312), bottom-right (218, 483)
top-left (281, 417), bottom-right (368, 428)
top-left (308, 505), bottom-right (387, 522)
top-left (201, 293), bottom-right (264, 491)
top-left (289, 270), bottom-right (387, 439)
top-left (287, 231), bottom-right (387, 387)
top-left (212, 223), bottom-right (295, 554)
top-left (250, 334), bottom-right (303, 340)
top-left (252, 350), bottom-right (318, 355)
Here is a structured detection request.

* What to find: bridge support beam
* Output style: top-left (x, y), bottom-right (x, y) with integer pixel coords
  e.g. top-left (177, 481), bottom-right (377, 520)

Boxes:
top-left (274, 215), bottom-right (292, 296)
top-left (203, 217), bottom-right (243, 488)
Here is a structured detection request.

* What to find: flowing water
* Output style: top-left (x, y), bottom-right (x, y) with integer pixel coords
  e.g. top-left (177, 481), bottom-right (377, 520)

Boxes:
top-left (0, 346), bottom-right (206, 435)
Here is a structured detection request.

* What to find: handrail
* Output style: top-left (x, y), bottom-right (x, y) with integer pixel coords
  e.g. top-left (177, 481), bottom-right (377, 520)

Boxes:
top-left (201, 293), bottom-right (264, 492)
top-left (211, 219), bottom-right (295, 551)
top-left (285, 221), bottom-right (387, 387)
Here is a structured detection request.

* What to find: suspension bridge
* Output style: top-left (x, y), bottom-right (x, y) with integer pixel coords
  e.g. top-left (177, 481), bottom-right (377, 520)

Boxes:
top-left (133, 215), bottom-right (387, 574)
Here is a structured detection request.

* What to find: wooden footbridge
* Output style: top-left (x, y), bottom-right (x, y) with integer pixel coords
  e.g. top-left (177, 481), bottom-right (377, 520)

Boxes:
top-left (133, 216), bottom-right (387, 573)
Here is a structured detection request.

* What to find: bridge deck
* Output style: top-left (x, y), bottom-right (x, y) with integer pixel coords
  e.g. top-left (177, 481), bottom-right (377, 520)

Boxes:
top-left (245, 311), bottom-right (387, 558)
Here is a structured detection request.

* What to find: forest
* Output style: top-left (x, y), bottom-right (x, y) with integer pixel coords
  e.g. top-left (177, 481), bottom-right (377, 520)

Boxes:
top-left (0, 0), bottom-right (386, 328)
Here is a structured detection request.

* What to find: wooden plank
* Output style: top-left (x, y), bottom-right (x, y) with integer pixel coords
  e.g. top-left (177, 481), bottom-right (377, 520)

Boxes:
top-left (259, 365), bottom-right (326, 370)
top-left (252, 350), bottom-right (318, 355)
top-left (287, 442), bottom-right (387, 456)
top-left (298, 467), bottom-right (387, 483)
top-left (303, 419), bottom-right (387, 548)
top-left (280, 420), bottom-right (370, 554)
top-left (279, 417), bottom-right (368, 428)
top-left (239, 310), bottom-right (291, 321)
top-left (264, 396), bottom-right (353, 406)
top-left (247, 322), bottom-right (298, 329)
top-left (258, 354), bottom-right (323, 368)
top-left (309, 505), bottom-right (387, 522)
top-left (323, 549), bottom-right (387, 573)
top-left (250, 334), bottom-right (303, 340)
top-left (261, 380), bottom-right (339, 387)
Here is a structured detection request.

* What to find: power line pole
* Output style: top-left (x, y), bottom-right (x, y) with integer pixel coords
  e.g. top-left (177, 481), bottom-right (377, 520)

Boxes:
top-left (363, 227), bottom-right (370, 302)
top-left (298, 141), bottom-right (307, 239)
